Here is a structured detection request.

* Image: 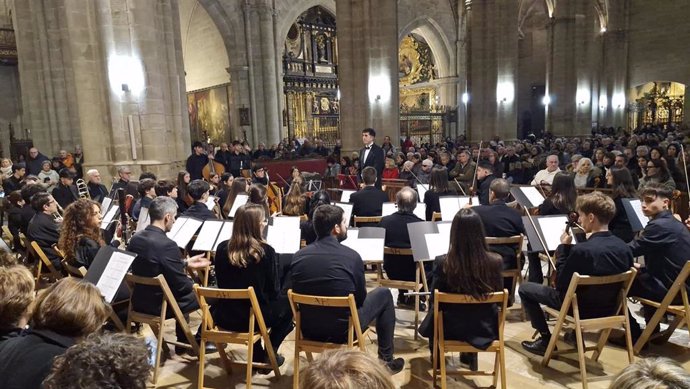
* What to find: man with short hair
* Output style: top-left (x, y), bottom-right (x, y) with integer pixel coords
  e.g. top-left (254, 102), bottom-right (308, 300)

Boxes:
top-left (131, 178), bottom-right (156, 221)
top-left (519, 191), bottom-right (633, 355)
top-left (27, 192), bottom-right (62, 269)
top-left (475, 161), bottom-right (497, 206)
top-left (2, 163), bottom-right (26, 193)
top-left (530, 154), bottom-right (561, 186)
top-left (449, 150), bottom-right (475, 191)
top-left (26, 147), bottom-right (50, 176)
top-left (251, 165), bottom-right (268, 186)
top-left (182, 179), bottom-right (216, 220)
top-left (186, 141), bottom-right (209, 181)
top-left (110, 166), bottom-right (138, 200)
top-left (290, 204), bottom-right (405, 374)
top-left (359, 128), bottom-right (385, 188)
top-left (128, 196), bottom-right (214, 354)
top-left (86, 169), bottom-right (108, 202)
top-left (378, 187), bottom-right (425, 307)
top-left (417, 159), bottom-right (433, 185)
top-left (349, 166), bottom-right (388, 218)
top-left (155, 180), bottom-right (178, 199)
top-left (52, 169), bottom-right (79, 209)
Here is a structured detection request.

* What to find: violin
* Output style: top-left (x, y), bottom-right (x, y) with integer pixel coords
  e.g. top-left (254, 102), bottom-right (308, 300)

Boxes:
top-left (546, 211), bottom-right (582, 287)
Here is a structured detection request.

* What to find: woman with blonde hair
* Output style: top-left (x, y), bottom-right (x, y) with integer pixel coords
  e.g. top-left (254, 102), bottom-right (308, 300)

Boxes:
top-left (212, 203), bottom-right (292, 367)
top-left (221, 177), bottom-right (249, 218)
top-left (573, 157), bottom-right (601, 189)
top-left (0, 277), bottom-right (111, 389)
top-left (609, 357), bottom-right (690, 389)
top-left (0, 157), bottom-right (12, 179)
top-left (0, 265), bottom-right (34, 343)
top-left (282, 180), bottom-right (306, 216)
top-left (299, 349), bottom-right (395, 389)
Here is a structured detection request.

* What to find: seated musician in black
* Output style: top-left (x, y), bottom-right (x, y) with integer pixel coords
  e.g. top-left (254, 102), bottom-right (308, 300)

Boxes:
top-left (58, 198), bottom-right (119, 269)
top-left (300, 190), bottom-right (331, 246)
top-left (620, 184), bottom-right (690, 344)
top-left (472, 178), bottom-right (526, 303)
top-left (27, 192), bottom-right (62, 270)
top-left (212, 203), bottom-right (293, 368)
top-left (182, 179), bottom-right (217, 221)
top-left (474, 161), bottom-right (497, 206)
top-left (419, 208), bottom-right (503, 371)
top-left (378, 187), bottom-right (424, 308)
top-left (519, 191), bottom-right (633, 355)
top-left (131, 178), bottom-right (156, 221)
top-left (349, 166), bottom-right (388, 218)
top-left (289, 204), bottom-right (405, 374)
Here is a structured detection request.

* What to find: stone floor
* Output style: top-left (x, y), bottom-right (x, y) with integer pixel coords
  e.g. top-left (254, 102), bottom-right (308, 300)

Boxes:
top-left (149, 277), bottom-right (690, 389)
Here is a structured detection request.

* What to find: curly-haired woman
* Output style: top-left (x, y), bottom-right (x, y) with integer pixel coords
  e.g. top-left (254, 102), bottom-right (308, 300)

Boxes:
top-left (58, 198), bottom-right (115, 269)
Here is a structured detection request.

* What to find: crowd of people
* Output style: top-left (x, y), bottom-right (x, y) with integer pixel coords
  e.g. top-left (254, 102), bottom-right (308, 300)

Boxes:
top-left (1, 123), bottom-right (690, 388)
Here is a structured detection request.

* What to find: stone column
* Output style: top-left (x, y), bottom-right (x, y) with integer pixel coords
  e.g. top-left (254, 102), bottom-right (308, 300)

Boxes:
top-left (257, 1), bottom-right (281, 146)
top-left (13, 0), bottom-right (190, 184)
top-left (466, 0), bottom-right (518, 141)
top-left (336, 0), bottom-right (398, 152)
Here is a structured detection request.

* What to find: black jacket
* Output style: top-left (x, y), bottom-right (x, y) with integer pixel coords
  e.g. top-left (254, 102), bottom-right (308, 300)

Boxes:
top-left (473, 201), bottom-right (526, 268)
top-left (378, 211), bottom-right (424, 281)
top-left (555, 231), bottom-right (633, 303)
top-left (212, 241), bottom-right (282, 330)
top-left (538, 197), bottom-right (571, 216)
top-left (349, 186), bottom-right (388, 217)
top-left (419, 253), bottom-right (503, 350)
top-left (128, 225), bottom-right (198, 315)
top-left (182, 201), bottom-right (217, 221)
top-left (7, 205), bottom-right (32, 249)
top-left (423, 190), bottom-right (456, 221)
top-left (27, 212), bottom-right (61, 269)
top-left (477, 174), bottom-right (497, 205)
top-left (0, 329), bottom-right (77, 389)
top-left (289, 236), bottom-right (366, 342)
top-left (629, 210), bottom-right (690, 294)
top-left (359, 144), bottom-right (385, 188)
top-left (2, 175), bottom-right (22, 193)
top-left (87, 182), bottom-right (109, 203)
top-left (52, 182), bottom-right (79, 209)
top-left (186, 153), bottom-right (209, 181)
top-left (609, 196), bottom-right (635, 243)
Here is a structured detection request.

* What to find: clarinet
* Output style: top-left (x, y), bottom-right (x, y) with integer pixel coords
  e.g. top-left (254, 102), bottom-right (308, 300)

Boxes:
top-left (117, 188), bottom-right (128, 246)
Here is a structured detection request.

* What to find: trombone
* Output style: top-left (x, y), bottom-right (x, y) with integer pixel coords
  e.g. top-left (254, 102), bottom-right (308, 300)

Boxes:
top-left (76, 178), bottom-right (91, 199)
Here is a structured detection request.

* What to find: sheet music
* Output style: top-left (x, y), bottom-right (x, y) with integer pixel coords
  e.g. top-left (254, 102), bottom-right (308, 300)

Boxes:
top-left (266, 217), bottom-right (301, 254)
top-left (101, 197), bottom-right (113, 215)
top-left (381, 202), bottom-right (396, 216)
top-left (205, 195), bottom-right (216, 211)
top-left (342, 229), bottom-right (384, 262)
top-left (522, 186), bottom-right (545, 207)
top-left (191, 220), bottom-right (224, 251)
top-left (100, 205), bottom-right (119, 230)
top-left (135, 208), bottom-right (150, 233)
top-left (95, 250), bottom-right (136, 303)
top-left (227, 194), bottom-right (248, 218)
top-left (166, 216), bottom-right (187, 240)
top-left (341, 190), bottom-right (355, 203)
top-left (629, 199), bottom-right (649, 229)
top-left (334, 202), bottom-right (353, 225)
top-left (439, 196), bottom-right (478, 221)
top-left (172, 218), bottom-right (204, 248)
top-left (535, 216), bottom-right (568, 251)
top-left (213, 221), bottom-right (234, 251)
top-left (413, 203), bottom-right (426, 220)
top-left (424, 221), bottom-right (452, 259)
top-left (417, 184), bottom-right (428, 203)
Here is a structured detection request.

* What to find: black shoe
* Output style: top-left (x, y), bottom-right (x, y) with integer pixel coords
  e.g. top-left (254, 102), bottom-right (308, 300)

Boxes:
top-left (609, 333), bottom-right (645, 350)
top-left (175, 341), bottom-right (217, 356)
top-left (521, 337), bottom-right (551, 356)
top-left (385, 357), bottom-right (405, 374)
top-left (460, 352), bottom-right (478, 371)
top-left (256, 353), bottom-right (285, 374)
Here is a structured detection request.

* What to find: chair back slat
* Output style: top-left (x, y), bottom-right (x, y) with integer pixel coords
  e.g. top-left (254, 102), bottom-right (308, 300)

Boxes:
top-left (383, 246), bottom-right (413, 256)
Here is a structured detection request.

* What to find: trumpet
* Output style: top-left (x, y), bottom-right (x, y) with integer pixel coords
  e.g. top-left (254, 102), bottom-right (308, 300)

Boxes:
top-left (53, 202), bottom-right (64, 223)
top-left (76, 178), bottom-right (91, 199)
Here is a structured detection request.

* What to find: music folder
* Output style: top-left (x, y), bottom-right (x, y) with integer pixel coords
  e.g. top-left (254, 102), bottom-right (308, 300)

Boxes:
top-left (333, 202), bottom-right (353, 226)
top-left (340, 189), bottom-right (356, 203)
top-left (521, 215), bottom-right (569, 253)
top-left (135, 207), bottom-right (150, 233)
top-left (166, 216), bottom-right (204, 248)
top-left (227, 194), bottom-right (249, 218)
top-left (621, 198), bottom-right (649, 232)
top-left (342, 227), bottom-right (385, 262)
top-left (101, 197), bottom-right (113, 215)
top-left (100, 204), bottom-right (119, 230)
top-left (84, 246), bottom-right (137, 303)
top-left (424, 221), bottom-right (453, 259)
top-left (266, 216), bottom-right (301, 254)
top-left (510, 186), bottom-right (545, 208)
top-left (407, 221), bottom-right (439, 261)
top-left (191, 220), bottom-right (234, 252)
top-left (439, 196), bottom-right (478, 221)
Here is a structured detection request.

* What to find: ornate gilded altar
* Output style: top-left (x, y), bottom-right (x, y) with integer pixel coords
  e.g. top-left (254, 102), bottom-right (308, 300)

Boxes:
top-left (282, 6), bottom-right (339, 145)
top-left (628, 81), bottom-right (685, 130)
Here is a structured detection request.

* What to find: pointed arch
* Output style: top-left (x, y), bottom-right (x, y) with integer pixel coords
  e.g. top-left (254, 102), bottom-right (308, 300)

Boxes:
top-left (398, 16), bottom-right (454, 78)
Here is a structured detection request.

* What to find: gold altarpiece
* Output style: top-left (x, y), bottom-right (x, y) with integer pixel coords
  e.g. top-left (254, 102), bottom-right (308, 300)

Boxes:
top-left (628, 82), bottom-right (685, 130)
top-left (282, 7), bottom-right (339, 145)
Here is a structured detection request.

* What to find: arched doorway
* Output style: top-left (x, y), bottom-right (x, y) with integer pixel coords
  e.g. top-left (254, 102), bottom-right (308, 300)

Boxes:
top-left (628, 81), bottom-right (685, 130)
top-left (282, 6), bottom-right (339, 145)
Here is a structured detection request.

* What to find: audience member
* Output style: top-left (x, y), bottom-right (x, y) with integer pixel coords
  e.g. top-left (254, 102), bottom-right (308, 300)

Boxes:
top-left (0, 264), bottom-right (34, 342)
top-left (299, 349), bottom-right (395, 389)
top-left (608, 357), bottom-right (690, 389)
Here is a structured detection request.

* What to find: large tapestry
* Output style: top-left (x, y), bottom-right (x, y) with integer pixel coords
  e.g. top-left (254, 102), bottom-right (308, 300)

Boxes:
top-left (187, 84), bottom-right (230, 144)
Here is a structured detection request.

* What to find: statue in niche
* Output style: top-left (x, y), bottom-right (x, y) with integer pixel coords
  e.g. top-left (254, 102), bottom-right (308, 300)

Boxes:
top-left (316, 34), bottom-right (327, 63)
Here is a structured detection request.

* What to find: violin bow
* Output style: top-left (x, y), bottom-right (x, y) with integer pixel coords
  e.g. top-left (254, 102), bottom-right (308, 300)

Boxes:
top-left (524, 209), bottom-right (557, 273)
top-left (681, 144), bottom-right (690, 209)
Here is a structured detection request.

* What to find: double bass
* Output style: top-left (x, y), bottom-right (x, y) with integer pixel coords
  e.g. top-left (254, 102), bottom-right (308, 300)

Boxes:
top-left (202, 146), bottom-right (225, 181)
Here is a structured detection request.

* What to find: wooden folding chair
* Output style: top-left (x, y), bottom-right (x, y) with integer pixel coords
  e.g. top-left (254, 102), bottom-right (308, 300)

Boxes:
top-left (2, 225), bottom-right (14, 249)
top-left (194, 285), bottom-right (281, 389)
top-left (299, 214), bottom-right (308, 222)
top-left (353, 215), bottom-right (381, 227)
top-left (632, 260), bottom-right (690, 354)
top-left (30, 241), bottom-right (63, 282)
top-left (486, 235), bottom-right (526, 320)
top-left (433, 290), bottom-right (508, 389)
top-left (288, 289), bottom-right (372, 389)
top-left (125, 273), bottom-right (200, 384)
top-left (542, 269), bottom-right (637, 389)
top-left (432, 211), bottom-right (442, 221)
top-left (379, 246), bottom-right (429, 339)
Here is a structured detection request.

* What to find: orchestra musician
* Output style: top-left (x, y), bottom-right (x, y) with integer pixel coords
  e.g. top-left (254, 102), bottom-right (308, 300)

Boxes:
top-left (110, 166), bottom-right (137, 199)
top-left (212, 203), bottom-right (293, 368)
top-left (359, 128), bottom-right (385, 189)
top-left (131, 179), bottom-right (156, 221)
top-left (614, 184), bottom-right (690, 345)
top-left (215, 172), bottom-right (234, 210)
top-left (52, 168), bottom-right (79, 210)
top-left (300, 191), bottom-right (331, 246)
top-left (474, 161), bottom-right (497, 205)
top-left (27, 192), bottom-right (62, 270)
top-left (176, 170), bottom-right (191, 214)
top-left (282, 181), bottom-right (306, 216)
top-left (248, 184), bottom-right (271, 218)
top-left (251, 165), bottom-right (268, 186)
top-left (85, 169), bottom-right (109, 203)
top-left (289, 204), bottom-right (405, 374)
top-left (154, 180), bottom-right (178, 199)
top-left (349, 167), bottom-right (388, 219)
top-left (186, 141), bottom-right (210, 181)
top-left (221, 178), bottom-right (249, 219)
top-left (472, 178), bottom-right (526, 304)
top-left (378, 187), bottom-right (425, 308)
top-left (207, 172), bottom-right (220, 195)
top-left (530, 154), bottom-right (561, 186)
top-left (181, 180), bottom-right (217, 221)
top-left (606, 168), bottom-right (637, 243)
top-left (519, 192), bottom-right (632, 356)
top-left (423, 167), bottom-right (456, 221)
top-left (58, 198), bottom-right (119, 269)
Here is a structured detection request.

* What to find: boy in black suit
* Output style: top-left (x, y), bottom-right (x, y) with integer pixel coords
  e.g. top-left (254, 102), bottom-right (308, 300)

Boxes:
top-left (359, 128), bottom-right (385, 188)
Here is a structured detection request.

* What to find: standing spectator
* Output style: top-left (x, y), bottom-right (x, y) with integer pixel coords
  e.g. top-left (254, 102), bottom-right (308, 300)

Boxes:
top-left (26, 147), bottom-right (50, 176)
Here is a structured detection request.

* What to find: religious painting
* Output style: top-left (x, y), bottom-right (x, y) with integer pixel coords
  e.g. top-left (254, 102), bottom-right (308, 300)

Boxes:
top-left (398, 34), bottom-right (436, 87)
top-left (186, 84), bottom-right (230, 145)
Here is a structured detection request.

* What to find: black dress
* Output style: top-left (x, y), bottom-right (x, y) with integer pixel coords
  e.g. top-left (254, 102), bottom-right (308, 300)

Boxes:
top-left (423, 189), bottom-right (456, 221)
top-left (609, 196), bottom-right (635, 243)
